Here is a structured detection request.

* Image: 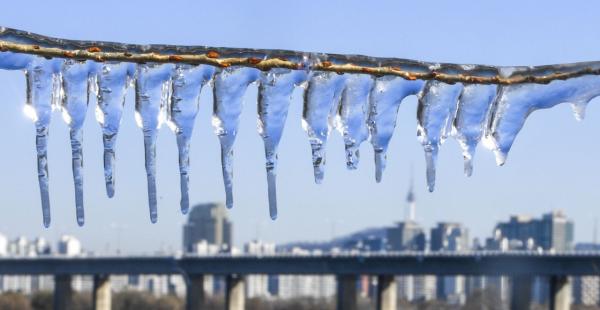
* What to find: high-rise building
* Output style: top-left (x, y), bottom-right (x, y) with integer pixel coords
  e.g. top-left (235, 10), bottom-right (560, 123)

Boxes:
top-left (430, 222), bottom-right (469, 305)
top-left (492, 211), bottom-right (574, 251)
top-left (183, 203), bottom-right (232, 253)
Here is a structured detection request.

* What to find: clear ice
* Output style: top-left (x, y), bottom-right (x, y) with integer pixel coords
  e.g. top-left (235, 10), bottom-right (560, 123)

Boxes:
top-left (135, 63), bottom-right (174, 223)
top-left (212, 66), bottom-right (260, 209)
top-left (487, 74), bottom-right (600, 165)
top-left (368, 76), bottom-right (424, 182)
top-left (61, 60), bottom-right (99, 226)
top-left (3, 46), bottom-right (600, 226)
top-left (258, 68), bottom-right (308, 219)
top-left (168, 64), bottom-right (215, 214)
top-left (96, 62), bottom-right (136, 198)
top-left (453, 84), bottom-right (497, 176)
top-left (302, 71), bottom-right (346, 183)
top-left (25, 57), bottom-right (63, 227)
top-left (337, 74), bottom-right (374, 170)
top-left (417, 81), bottom-right (463, 192)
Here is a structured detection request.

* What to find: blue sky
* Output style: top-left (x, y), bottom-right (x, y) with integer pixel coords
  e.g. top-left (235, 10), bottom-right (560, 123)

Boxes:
top-left (0, 0), bottom-right (599, 253)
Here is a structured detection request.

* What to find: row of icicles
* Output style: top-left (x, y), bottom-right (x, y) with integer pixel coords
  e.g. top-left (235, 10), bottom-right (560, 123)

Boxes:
top-left (2, 52), bottom-right (600, 227)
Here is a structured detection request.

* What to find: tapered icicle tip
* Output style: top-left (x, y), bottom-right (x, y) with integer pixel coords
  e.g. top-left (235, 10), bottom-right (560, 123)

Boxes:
top-left (424, 150), bottom-right (437, 192)
top-left (464, 157), bottom-right (474, 177)
top-left (181, 199), bottom-right (189, 215)
top-left (226, 197), bottom-right (233, 209)
top-left (494, 150), bottom-right (507, 167)
top-left (267, 169), bottom-right (278, 220)
top-left (77, 215), bottom-right (84, 227)
top-left (150, 211), bottom-right (158, 224)
top-left (106, 183), bottom-right (115, 198)
top-left (374, 151), bottom-right (386, 183)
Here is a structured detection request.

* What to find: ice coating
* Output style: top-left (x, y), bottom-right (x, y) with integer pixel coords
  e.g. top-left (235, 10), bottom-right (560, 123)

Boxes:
top-left (25, 57), bottom-right (64, 227)
top-left (0, 52), bottom-right (33, 70)
top-left (368, 76), bottom-right (424, 182)
top-left (417, 81), bottom-right (463, 192)
top-left (337, 74), bottom-right (374, 170)
top-left (258, 68), bottom-right (308, 220)
top-left (453, 84), bottom-right (498, 176)
top-left (60, 60), bottom-right (99, 226)
top-left (135, 63), bottom-right (174, 223)
top-left (212, 66), bottom-right (260, 209)
top-left (96, 62), bottom-right (136, 198)
top-left (487, 74), bottom-right (600, 165)
top-left (168, 64), bottom-right (215, 214)
top-left (302, 71), bottom-right (347, 183)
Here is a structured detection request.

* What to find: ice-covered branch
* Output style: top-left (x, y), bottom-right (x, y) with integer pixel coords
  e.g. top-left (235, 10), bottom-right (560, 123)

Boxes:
top-left (1, 26), bottom-right (600, 85)
top-left (1, 26), bottom-right (600, 227)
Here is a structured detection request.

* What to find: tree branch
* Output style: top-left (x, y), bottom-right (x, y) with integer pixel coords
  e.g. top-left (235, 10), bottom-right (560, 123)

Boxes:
top-left (0, 26), bottom-right (598, 85)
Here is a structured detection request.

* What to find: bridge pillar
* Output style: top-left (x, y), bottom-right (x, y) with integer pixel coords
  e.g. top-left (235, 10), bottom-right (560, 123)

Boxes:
top-left (510, 275), bottom-right (532, 310)
top-left (337, 275), bottom-right (358, 310)
top-left (226, 274), bottom-right (245, 310)
top-left (93, 274), bottom-right (111, 310)
top-left (54, 274), bottom-right (73, 310)
top-left (186, 274), bottom-right (205, 310)
top-left (549, 276), bottom-right (571, 310)
top-left (375, 275), bottom-right (396, 310)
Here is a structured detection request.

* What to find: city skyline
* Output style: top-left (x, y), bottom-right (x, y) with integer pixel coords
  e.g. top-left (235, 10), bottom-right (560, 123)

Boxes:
top-left (0, 1), bottom-right (599, 254)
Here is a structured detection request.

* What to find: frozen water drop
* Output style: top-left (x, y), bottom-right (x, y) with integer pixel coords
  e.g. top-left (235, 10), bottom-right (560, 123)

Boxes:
top-left (487, 75), bottom-right (600, 165)
top-left (61, 59), bottom-right (99, 226)
top-left (302, 71), bottom-right (346, 183)
top-left (258, 68), bottom-right (308, 220)
top-left (213, 66), bottom-right (260, 209)
top-left (368, 76), bottom-right (424, 182)
top-left (96, 62), bottom-right (136, 198)
top-left (135, 63), bottom-right (174, 223)
top-left (337, 74), bottom-right (374, 170)
top-left (417, 80), bottom-right (463, 191)
top-left (169, 64), bottom-right (215, 214)
top-left (25, 57), bottom-right (64, 227)
top-left (453, 84), bottom-right (497, 176)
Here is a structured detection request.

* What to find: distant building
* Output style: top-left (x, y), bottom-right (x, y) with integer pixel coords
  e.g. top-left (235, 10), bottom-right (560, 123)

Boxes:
top-left (573, 243), bottom-right (600, 306)
top-left (277, 248), bottom-right (336, 299)
top-left (491, 211), bottom-right (574, 251)
top-left (183, 203), bottom-right (232, 253)
top-left (244, 240), bottom-right (276, 298)
top-left (57, 235), bottom-right (82, 256)
top-left (431, 222), bottom-right (469, 305)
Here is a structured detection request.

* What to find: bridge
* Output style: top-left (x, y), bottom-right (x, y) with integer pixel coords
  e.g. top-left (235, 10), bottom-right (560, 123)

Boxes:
top-left (1, 252), bottom-right (598, 310)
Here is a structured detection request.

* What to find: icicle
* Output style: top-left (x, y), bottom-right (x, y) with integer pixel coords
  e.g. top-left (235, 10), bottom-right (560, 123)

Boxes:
top-left (0, 52), bottom-right (33, 70)
top-left (417, 80), bottom-right (463, 192)
top-left (212, 66), bottom-right (260, 209)
top-left (302, 71), bottom-right (346, 183)
top-left (487, 74), bottom-right (600, 166)
top-left (258, 68), bottom-right (308, 220)
top-left (368, 76), bottom-right (424, 182)
top-left (453, 84), bottom-right (497, 176)
top-left (135, 63), bottom-right (174, 223)
top-left (25, 57), bottom-right (64, 227)
top-left (168, 64), bottom-right (215, 214)
top-left (60, 60), bottom-right (99, 226)
top-left (336, 74), bottom-right (374, 170)
top-left (96, 62), bottom-right (136, 198)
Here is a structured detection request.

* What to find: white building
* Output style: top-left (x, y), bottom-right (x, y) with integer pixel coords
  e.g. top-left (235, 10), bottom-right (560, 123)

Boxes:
top-left (277, 248), bottom-right (336, 299)
top-left (244, 240), bottom-right (276, 298)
